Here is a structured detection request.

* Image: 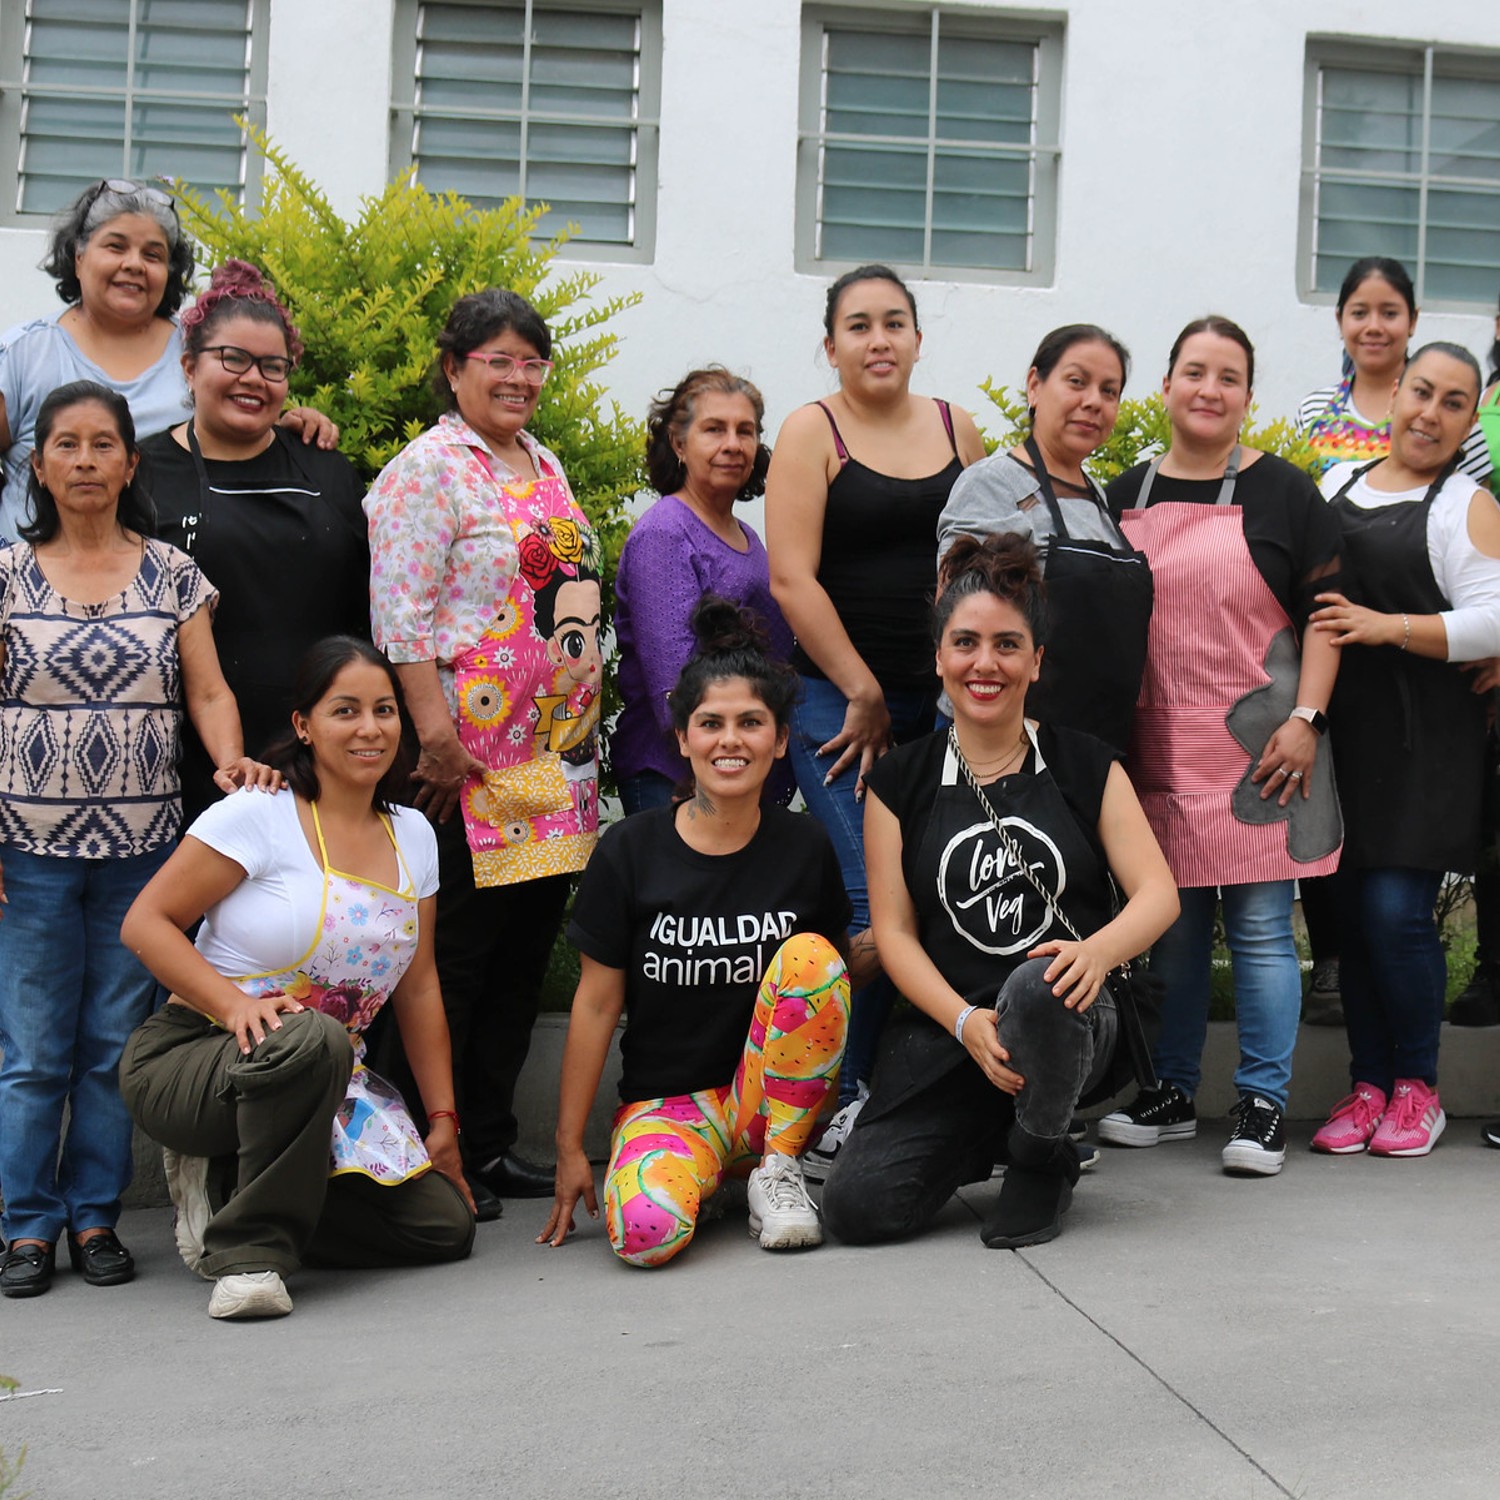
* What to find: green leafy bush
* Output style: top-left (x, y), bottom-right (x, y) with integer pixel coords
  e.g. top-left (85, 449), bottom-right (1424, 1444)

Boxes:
top-left (977, 381), bottom-right (1320, 484)
top-left (174, 126), bottom-right (643, 587)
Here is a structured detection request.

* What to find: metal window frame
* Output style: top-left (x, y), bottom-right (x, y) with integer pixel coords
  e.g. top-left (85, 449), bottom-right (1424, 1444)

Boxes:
top-left (795, 2), bottom-right (1063, 285)
top-left (389, 0), bottom-right (660, 262)
top-left (1299, 34), bottom-right (1500, 312)
top-left (0, 0), bottom-right (269, 224)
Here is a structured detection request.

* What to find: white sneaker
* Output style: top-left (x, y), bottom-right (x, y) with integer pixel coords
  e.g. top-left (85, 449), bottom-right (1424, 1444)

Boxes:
top-left (208, 1270), bottom-right (293, 1320)
top-left (747, 1153), bottom-right (822, 1250)
top-left (163, 1149), bottom-right (214, 1280)
top-left (801, 1083), bottom-right (869, 1182)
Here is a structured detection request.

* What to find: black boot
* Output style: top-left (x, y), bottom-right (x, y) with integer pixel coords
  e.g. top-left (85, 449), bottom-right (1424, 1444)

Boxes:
top-left (981, 1126), bottom-right (1080, 1250)
top-left (1450, 961), bottom-right (1500, 1027)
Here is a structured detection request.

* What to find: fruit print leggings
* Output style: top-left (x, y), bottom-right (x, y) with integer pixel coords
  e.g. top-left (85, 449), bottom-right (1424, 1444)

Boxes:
top-left (605, 933), bottom-right (850, 1268)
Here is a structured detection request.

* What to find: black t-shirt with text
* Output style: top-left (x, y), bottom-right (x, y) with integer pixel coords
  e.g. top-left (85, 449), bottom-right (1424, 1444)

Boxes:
top-left (568, 805), bottom-right (851, 1101)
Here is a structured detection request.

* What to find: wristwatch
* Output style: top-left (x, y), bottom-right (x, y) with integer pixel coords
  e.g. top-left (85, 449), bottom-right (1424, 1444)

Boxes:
top-left (1289, 705), bottom-right (1328, 735)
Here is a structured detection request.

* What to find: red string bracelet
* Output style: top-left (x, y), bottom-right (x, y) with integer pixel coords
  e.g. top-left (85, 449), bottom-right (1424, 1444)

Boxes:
top-left (428, 1109), bottom-right (461, 1133)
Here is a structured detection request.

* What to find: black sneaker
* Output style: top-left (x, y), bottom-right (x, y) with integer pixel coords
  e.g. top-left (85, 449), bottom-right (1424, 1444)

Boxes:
top-left (1097, 1083), bottom-right (1196, 1147)
top-left (1481, 1120), bottom-right (1500, 1149)
top-left (1222, 1093), bottom-right (1286, 1176)
top-left (1303, 958), bottom-right (1344, 1027)
top-left (1450, 965), bottom-right (1500, 1027)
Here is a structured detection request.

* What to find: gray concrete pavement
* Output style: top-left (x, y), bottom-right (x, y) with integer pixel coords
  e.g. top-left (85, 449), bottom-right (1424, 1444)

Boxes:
top-left (6, 1121), bottom-right (1499, 1500)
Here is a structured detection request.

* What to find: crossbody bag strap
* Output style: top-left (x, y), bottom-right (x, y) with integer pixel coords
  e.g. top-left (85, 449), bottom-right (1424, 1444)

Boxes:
top-left (948, 725), bottom-right (1083, 943)
top-left (949, 726), bottom-right (1140, 981)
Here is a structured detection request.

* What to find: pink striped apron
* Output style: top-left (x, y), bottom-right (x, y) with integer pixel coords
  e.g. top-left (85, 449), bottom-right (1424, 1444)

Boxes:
top-left (1120, 477), bottom-right (1340, 888)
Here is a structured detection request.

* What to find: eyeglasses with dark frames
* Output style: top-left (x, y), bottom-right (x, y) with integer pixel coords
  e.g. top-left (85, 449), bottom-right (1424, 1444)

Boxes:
top-left (201, 345), bottom-right (294, 383)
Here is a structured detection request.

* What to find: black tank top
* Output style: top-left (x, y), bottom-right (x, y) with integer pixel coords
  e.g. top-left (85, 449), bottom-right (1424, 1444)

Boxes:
top-left (791, 398), bottom-right (962, 694)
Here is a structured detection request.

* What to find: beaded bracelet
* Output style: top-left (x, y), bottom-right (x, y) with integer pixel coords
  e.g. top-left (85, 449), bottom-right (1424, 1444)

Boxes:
top-left (1400, 613), bottom-right (1411, 651)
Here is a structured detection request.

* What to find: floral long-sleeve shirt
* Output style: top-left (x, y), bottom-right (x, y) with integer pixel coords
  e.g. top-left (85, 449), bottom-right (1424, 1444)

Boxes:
top-left (364, 411), bottom-right (573, 717)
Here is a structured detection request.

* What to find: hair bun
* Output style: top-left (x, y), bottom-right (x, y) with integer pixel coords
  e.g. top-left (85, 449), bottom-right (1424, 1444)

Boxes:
top-left (689, 594), bottom-right (770, 657)
top-left (207, 257), bottom-right (272, 298)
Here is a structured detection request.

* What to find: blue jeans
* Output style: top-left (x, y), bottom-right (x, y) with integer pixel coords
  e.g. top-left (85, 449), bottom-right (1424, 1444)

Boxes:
top-left (0, 842), bottom-right (170, 1242)
top-left (619, 770), bottom-right (675, 817)
top-left (789, 674), bottom-right (938, 1104)
top-left (1148, 881), bottom-right (1300, 1109)
top-left (1338, 867), bottom-right (1445, 1091)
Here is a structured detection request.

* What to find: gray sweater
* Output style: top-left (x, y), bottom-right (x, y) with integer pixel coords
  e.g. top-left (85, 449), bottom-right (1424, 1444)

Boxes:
top-left (936, 452), bottom-right (1121, 566)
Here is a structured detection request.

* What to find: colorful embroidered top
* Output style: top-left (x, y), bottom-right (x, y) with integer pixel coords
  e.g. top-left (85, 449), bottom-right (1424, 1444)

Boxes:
top-left (0, 539), bottom-right (216, 858)
top-left (1298, 374), bottom-right (1493, 483)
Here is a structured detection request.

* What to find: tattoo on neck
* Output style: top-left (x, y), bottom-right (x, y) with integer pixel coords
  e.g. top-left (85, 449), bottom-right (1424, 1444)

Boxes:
top-left (692, 785), bottom-right (718, 818)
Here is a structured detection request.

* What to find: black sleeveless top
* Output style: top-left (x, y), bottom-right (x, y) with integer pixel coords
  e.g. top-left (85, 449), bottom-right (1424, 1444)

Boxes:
top-left (791, 399), bottom-right (962, 694)
top-left (865, 724), bottom-right (1117, 1003)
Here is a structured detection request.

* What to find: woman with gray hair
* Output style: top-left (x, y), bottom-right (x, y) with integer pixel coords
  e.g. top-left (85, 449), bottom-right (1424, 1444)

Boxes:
top-left (0, 178), bottom-right (334, 541)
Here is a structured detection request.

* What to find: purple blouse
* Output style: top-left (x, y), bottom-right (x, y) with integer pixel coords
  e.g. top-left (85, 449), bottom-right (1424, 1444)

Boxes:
top-left (611, 495), bottom-right (794, 792)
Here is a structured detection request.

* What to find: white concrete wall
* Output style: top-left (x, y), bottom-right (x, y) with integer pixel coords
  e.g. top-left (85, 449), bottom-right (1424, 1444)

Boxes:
top-left (3, 0), bottom-right (1497, 491)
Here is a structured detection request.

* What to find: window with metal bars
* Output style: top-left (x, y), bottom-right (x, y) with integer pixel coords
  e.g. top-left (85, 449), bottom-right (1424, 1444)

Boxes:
top-left (796, 6), bottom-right (1062, 280)
top-left (1302, 40), bottom-right (1500, 307)
top-left (0, 0), bottom-right (264, 220)
top-left (390, 0), bottom-right (660, 256)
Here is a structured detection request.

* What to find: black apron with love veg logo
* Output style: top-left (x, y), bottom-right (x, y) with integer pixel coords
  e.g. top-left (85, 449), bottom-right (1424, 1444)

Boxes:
top-left (864, 727), bottom-right (1152, 1118)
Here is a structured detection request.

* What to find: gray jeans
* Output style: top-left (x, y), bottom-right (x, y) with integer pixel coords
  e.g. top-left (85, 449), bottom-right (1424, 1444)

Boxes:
top-left (820, 958), bottom-right (1117, 1246)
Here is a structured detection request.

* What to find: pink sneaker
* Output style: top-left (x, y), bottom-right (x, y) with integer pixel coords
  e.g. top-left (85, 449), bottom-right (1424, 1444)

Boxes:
top-left (1311, 1084), bottom-right (1387, 1154)
top-left (1368, 1079), bottom-right (1445, 1157)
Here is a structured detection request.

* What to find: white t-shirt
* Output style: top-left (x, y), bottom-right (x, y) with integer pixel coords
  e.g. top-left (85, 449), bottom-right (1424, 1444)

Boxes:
top-left (188, 788), bottom-right (440, 979)
top-left (1321, 461), bottom-right (1500, 661)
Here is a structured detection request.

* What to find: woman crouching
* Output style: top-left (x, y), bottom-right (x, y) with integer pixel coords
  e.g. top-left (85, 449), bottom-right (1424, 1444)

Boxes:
top-left (540, 597), bottom-right (851, 1265)
top-left (821, 536), bottom-right (1179, 1249)
top-left (121, 638), bottom-right (475, 1319)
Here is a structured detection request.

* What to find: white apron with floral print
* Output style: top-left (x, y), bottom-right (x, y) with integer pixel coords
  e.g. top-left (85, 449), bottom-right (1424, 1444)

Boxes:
top-left (235, 804), bottom-right (430, 1184)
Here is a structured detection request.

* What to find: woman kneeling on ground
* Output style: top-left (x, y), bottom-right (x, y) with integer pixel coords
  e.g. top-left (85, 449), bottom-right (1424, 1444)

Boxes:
top-left (121, 638), bottom-right (475, 1320)
top-left (540, 597), bottom-right (851, 1266)
top-left (820, 536), bottom-right (1179, 1249)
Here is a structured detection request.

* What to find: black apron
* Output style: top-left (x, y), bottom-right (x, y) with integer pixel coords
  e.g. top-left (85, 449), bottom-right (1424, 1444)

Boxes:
top-left (1328, 464), bottom-right (1487, 872)
top-left (1023, 436), bottom-right (1153, 757)
top-left (866, 729), bottom-right (1148, 1119)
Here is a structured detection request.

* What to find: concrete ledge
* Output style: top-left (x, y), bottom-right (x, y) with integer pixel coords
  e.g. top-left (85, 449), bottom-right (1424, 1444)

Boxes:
top-left (124, 1016), bottom-right (1500, 1208)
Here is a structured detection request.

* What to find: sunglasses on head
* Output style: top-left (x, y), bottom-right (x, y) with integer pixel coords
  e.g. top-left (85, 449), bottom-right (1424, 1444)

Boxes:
top-left (82, 177), bottom-right (178, 221)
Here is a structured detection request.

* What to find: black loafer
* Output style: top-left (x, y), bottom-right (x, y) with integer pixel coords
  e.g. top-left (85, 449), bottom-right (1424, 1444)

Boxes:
top-left (474, 1152), bottom-right (556, 1199)
top-left (1, 1241), bottom-right (57, 1298)
top-left (68, 1228), bottom-right (135, 1286)
top-left (463, 1172), bottom-right (504, 1223)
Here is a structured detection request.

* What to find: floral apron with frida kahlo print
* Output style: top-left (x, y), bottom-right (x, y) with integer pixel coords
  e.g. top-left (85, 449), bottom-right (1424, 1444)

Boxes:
top-left (451, 445), bottom-right (602, 887)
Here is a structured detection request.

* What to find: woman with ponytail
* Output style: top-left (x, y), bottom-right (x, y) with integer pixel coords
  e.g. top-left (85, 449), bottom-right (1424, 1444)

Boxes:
top-left (819, 536), bottom-right (1177, 1251)
top-left (1296, 256), bottom-right (1491, 482)
top-left (142, 259), bottom-right (370, 826)
top-left (1306, 343), bottom-right (1500, 1158)
top-left (540, 597), bottom-right (851, 1266)
top-left (1100, 317), bottom-right (1345, 1178)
